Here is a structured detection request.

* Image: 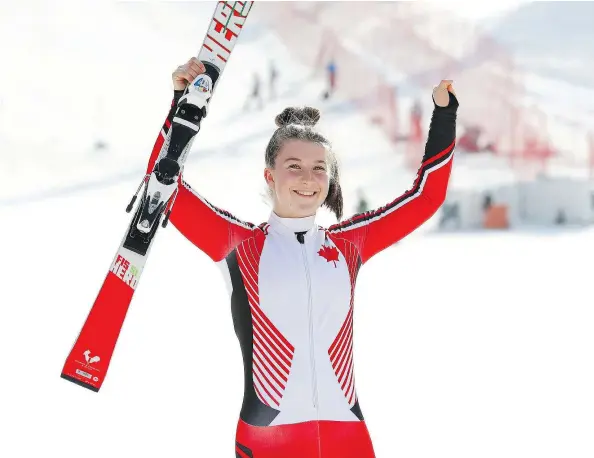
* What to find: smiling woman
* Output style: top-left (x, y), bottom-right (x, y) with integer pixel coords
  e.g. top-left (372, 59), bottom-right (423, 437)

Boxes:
top-left (263, 106), bottom-right (342, 220)
top-left (143, 56), bottom-right (459, 457)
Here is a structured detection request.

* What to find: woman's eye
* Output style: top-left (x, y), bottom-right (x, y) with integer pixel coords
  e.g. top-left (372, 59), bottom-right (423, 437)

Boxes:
top-left (289, 164), bottom-right (300, 169)
top-left (314, 166), bottom-right (326, 171)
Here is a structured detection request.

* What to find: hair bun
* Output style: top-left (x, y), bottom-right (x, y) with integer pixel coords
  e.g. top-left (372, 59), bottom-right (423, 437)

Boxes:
top-left (275, 106), bottom-right (321, 128)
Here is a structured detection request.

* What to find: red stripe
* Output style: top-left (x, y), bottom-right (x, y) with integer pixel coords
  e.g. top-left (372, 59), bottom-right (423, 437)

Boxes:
top-left (252, 318), bottom-right (292, 368)
top-left (236, 258), bottom-right (259, 302)
top-left (341, 352), bottom-right (354, 391)
top-left (226, 1), bottom-right (239, 11)
top-left (206, 32), bottom-right (231, 54)
top-left (237, 242), bottom-right (293, 362)
top-left (253, 366), bottom-right (279, 406)
top-left (253, 339), bottom-right (289, 382)
top-left (252, 317), bottom-right (292, 369)
top-left (243, 283), bottom-right (259, 308)
top-left (422, 140), bottom-right (455, 168)
top-left (213, 18), bottom-right (239, 38)
top-left (329, 308), bottom-right (353, 360)
top-left (253, 347), bottom-right (287, 388)
top-left (348, 376), bottom-right (356, 405)
top-left (336, 333), bottom-right (353, 382)
top-left (252, 379), bottom-right (270, 407)
top-left (329, 307), bottom-right (353, 357)
top-left (237, 250), bottom-right (258, 286)
top-left (335, 327), bottom-right (353, 380)
top-left (253, 357), bottom-right (284, 398)
top-left (344, 369), bottom-right (355, 402)
top-left (236, 242), bottom-right (260, 304)
top-left (235, 445), bottom-right (250, 458)
top-left (333, 323), bottom-right (353, 375)
top-left (250, 302), bottom-right (294, 354)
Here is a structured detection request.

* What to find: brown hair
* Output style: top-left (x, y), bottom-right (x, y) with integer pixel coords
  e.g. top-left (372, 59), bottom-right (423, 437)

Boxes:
top-left (264, 106), bottom-right (343, 220)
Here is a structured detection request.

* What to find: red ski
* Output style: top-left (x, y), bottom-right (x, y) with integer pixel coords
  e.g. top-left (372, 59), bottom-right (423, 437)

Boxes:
top-left (61, 1), bottom-right (254, 392)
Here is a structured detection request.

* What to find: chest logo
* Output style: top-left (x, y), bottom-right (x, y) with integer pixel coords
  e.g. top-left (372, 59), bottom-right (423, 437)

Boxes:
top-left (318, 245), bottom-right (340, 267)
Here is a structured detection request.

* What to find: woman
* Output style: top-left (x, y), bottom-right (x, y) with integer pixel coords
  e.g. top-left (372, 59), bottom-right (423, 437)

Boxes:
top-left (147, 57), bottom-right (458, 458)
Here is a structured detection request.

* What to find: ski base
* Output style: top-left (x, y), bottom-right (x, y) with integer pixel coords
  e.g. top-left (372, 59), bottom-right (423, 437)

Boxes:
top-left (60, 374), bottom-right (100, 392)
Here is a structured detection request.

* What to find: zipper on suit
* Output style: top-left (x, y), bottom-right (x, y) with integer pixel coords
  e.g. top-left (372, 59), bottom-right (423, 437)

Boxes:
top-left (298, 234), bottom-right (319, 410)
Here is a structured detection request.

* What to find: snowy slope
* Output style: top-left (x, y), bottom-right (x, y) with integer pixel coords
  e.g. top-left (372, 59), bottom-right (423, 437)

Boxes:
top-left (1, 3), bottom-right (593, 458)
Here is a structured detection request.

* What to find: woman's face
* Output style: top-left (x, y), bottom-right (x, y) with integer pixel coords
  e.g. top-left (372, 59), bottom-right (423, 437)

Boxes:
top-left (265, 139), bottom-right (330, 218)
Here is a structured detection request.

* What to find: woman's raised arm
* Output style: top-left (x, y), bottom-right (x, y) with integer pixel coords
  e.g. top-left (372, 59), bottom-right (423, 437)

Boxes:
top-left (328, 80), bottom-right (459, 263)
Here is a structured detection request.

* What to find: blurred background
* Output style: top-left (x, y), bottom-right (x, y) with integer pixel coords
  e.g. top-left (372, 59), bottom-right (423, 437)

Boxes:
top-left (1, 1), bottom-right (593, 457)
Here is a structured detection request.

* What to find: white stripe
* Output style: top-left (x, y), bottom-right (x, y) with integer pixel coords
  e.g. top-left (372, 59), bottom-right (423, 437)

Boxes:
top-left (252, 325), bottom-right (291, 377)
top-left (244, 288), bottom-right (259, 311)
top-left (332, 323), bottom-right (352, 367)
top-left (337, 337), bottom-right (354, 382)
top-left (244, 239), bottom-right (262, 282)
top-left (250, 305), bottom-right (293, 357)
top-left (245, 293), bottom-right (260, 316)
top-left (253, 354), bottom-right (282, 394)
top-left (334, 330), bottom-right (353, 380)
top-left (346, 367), bottom-right (356, 403)
top-left (253, 364), bottom-right (279, 407)
top-left (172, 116), bottom-right (200, 131)
top-left (330, 152), bottom-right (453, 233)
top-left (253, 370), bottom-right (276, 407)
top-left (253, 380), bottom-right (269, 406)
top-left (236, 252), bottom-right (260, 299)
top-left (251, 318), bottom-right (292, 372)
top-left (340, 352), bottom-right (353, 388)
top-left (343, 353), bottom-right (354, 392)
top-left (238, 265), bottom-right (259, 303)
top-left (330, 313), bottom-right (353, 364)
top-left (253, 348), bottom-right (286, 391)
top-left (181, 181), bottom-right (254, 230)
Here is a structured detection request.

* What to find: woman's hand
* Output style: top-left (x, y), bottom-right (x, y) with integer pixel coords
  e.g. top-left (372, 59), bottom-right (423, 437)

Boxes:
top-left (433, 80), bottom-right (456, 107)
top-left (172, 57), bottom-right (206, 91)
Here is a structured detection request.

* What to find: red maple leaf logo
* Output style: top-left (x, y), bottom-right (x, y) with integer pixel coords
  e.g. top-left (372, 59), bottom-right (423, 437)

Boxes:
top-left (318, 245), bottom-right (340, 267)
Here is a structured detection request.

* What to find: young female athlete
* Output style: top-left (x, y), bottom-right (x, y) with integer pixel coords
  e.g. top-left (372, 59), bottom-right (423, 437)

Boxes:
top-left (146, 57), bottom-right (459, 458)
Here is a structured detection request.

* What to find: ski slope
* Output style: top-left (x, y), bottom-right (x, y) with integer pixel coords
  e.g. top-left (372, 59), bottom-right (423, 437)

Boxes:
top-left (1, 3), bottom-right (593, 458)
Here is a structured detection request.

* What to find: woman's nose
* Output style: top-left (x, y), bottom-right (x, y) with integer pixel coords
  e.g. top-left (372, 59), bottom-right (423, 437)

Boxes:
top-left (300, 169), bottom-right (313, 182)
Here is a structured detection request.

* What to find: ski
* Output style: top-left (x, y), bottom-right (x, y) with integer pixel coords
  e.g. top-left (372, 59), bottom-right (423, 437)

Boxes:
top-left (61, 1), bottom-right (254, 392)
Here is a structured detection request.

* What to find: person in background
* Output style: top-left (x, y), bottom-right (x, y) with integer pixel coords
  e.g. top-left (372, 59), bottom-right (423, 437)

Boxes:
top-left (356, 188), bottom-right (370, 213)
top-left (322, 57), bottom-right (337, 100)
top-left (269, 60), bottom-right (278, 100)
top-left (244, 72), bottom-right (263, 110)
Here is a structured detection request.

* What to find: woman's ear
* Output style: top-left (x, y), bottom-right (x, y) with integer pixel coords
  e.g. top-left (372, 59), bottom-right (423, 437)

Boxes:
top-left (264, 168), bottom-right (274, 188)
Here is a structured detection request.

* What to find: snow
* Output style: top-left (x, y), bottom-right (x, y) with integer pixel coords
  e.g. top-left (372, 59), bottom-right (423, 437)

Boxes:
top-left (1, 3), bottom-right (593, 458)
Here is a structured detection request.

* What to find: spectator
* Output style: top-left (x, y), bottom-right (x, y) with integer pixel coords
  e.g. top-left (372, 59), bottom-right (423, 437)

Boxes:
top-left (356, 188), bottom-right (370, 213)
top-left (322, 58), bottom-right (337, 100)
top-left (269, 60), bottom-right (278, 100)
top-left (244, 73), bottom-right (263, 110)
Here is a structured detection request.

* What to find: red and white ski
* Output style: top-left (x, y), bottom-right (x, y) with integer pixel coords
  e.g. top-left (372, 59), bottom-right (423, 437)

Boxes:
top-left (61, 1), bottom-right (255, 392)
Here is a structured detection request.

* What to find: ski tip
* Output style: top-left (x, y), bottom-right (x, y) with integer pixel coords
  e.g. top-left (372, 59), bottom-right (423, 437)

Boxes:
top-left (60, 373), bottom-right (100, 393)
